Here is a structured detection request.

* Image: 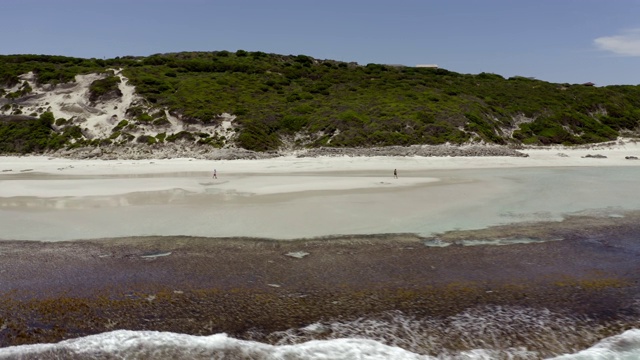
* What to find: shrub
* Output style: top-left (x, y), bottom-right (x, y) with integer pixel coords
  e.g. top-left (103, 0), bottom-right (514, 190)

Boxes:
top-left (62, 125), bottom-right (83, 139)
top-left (136, 135), bottom-right (157, 144)
top-left (112, 120), bottom-right (129, 132)
top-left (0, 113), bottom-right (57, 153)
top-left (88, 75), bottom-right (121, 101)
top-left (152, 117), bottom-right (170, 126)
top-left (280, 115), bottom-right (308, 132)
top-left (464, 112), bottom-right (504, 144)
top-left (120, 132), bottom-right (135, 142)
top-left (166, 131), bottom-right (195, 142)
top-left (39, 111), bottom-right (55, 127)
top-left (235, 122), bottom-right (280, 151)
top-left (55, 118), bottom-right (68, 126)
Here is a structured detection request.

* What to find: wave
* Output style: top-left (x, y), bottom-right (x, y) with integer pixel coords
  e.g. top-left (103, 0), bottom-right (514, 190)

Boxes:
top-left (0, 331), bottom-right (426, 360)
top-left (1, 328), bottom-right (639, 360)
top-left (550, 329), bottom-right (640, 360)
top-left (1, 306), bottom-right (639, 359)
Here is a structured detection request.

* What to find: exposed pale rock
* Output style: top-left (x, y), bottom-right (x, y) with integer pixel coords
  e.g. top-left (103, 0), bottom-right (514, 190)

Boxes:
top-left (285, 251), bottom-right (310, 259)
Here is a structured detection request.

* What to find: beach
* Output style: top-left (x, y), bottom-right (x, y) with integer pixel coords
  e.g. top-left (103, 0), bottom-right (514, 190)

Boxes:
top-left (1, 140), bottom-right (640, 358)
top-left (1, 140), bottom-right (640, 241)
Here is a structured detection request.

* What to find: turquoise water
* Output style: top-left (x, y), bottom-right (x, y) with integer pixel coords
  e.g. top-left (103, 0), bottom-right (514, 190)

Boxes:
top-left (0, 166), bottom-right (638, 241)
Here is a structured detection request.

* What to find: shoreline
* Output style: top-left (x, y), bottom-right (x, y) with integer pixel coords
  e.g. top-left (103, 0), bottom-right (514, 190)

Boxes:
top-left (2, 139), bottom-right (640, 179)
top-left (1, 137), bottom-right (640, 165)
top-left (2, 139), bottom-right (640, 353)
top-left (2, 145), bottom-right (640, 242)
top-left (1, 214), bottom-right (639, 348)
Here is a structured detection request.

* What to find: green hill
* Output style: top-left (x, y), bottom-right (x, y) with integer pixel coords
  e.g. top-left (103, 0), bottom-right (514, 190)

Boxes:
top-left (1, 52), bottom-right (639, 153)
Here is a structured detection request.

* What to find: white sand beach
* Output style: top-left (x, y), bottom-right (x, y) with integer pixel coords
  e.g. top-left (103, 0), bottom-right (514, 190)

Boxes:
top-left (1, 140), bottom-right (640, 241)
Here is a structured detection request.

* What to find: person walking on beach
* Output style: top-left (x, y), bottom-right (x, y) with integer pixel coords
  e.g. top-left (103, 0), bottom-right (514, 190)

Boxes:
top-left (213, 169), bottom-right (217, 179)
top-left (394, 169), bottom-right (398, 179)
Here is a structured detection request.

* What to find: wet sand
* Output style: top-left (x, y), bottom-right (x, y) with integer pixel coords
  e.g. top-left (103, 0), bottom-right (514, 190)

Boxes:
top-left (1, 213), bottom-right (639, 347)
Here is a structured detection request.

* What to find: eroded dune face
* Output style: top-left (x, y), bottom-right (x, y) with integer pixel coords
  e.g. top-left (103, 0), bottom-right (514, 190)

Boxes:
top-left (0, 70), bottom-right (238, 147)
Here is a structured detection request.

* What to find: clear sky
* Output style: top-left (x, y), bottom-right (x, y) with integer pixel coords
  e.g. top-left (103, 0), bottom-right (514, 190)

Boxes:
top-left (4, 0), bottom-right (640, 86)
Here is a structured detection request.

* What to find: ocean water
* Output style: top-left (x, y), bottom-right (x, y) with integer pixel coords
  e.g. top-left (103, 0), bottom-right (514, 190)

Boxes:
top-left (2, 166), bottom-right (640, 358)
top-left (0, 307), bottom-right (639, 359)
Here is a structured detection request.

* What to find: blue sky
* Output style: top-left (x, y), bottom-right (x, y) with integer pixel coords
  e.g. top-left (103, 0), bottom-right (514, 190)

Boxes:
top-left (4, 0), bottom-right (640, 86)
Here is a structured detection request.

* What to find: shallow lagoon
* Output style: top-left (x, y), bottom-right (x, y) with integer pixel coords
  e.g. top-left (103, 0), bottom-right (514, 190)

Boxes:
top-left (1, 166), bottom-right (638, 241)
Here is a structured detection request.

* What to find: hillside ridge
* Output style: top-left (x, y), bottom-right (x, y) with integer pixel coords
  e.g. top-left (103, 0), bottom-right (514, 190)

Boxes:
top-left (1, 52), bottom-right (639, 156)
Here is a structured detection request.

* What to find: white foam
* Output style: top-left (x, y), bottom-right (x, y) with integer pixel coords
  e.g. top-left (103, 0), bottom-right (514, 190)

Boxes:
top-left (266, 307), bottom-right (639, 359)
top-left (549, 329), bottom-right (640, 360)
top-left (1, 314), bottom-right (638, 360)
top-left (0, 330), bottom-right (430, 360)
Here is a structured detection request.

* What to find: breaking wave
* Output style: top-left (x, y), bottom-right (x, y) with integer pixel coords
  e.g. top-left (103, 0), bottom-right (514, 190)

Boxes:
top-left (1, 306), bottom-right (639, 359)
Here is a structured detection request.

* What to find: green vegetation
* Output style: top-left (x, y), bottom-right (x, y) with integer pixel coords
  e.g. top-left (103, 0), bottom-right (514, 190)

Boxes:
top-left (118, 52), bottom-right (640, 150)
top-left (88, 73), bottom-right (121, 102)
top-left (0, 112), bottom-right (64, 152)
top-left (0, 54), bottom-right (139, 88)
top-left (1, 52), bottom-right (640, 153)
